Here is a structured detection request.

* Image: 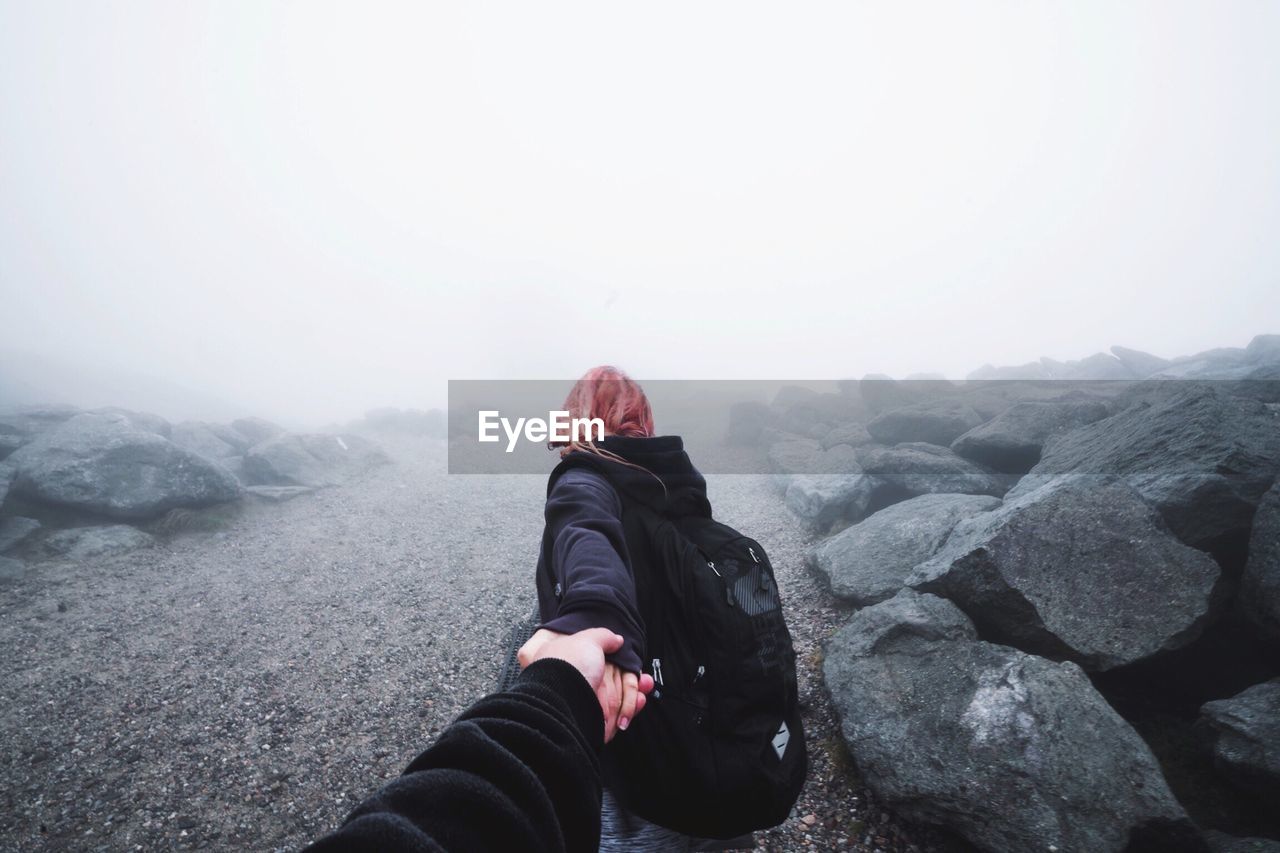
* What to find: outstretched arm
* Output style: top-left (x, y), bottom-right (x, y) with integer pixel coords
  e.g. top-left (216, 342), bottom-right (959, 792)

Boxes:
top-left (537, 468), bottom-right (644, 674)
top-left (305, 629), bottom-right (648, 853)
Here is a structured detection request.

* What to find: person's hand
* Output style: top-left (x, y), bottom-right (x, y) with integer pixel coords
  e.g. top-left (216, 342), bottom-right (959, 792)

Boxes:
top-left (604, 662), bottom-right (642, 735)
top-left (521, 627), bottom-right (653, 743)
top-left (516, 627), bottom-right (565, 670)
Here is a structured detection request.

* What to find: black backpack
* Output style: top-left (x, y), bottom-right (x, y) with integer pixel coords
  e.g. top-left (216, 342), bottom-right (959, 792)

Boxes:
top-left (542, 456), bottom-right (807, 840)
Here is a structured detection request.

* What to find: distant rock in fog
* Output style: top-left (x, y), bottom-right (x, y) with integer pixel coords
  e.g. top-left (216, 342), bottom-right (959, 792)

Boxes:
top-left (7, 412), bottom-right (242, 520)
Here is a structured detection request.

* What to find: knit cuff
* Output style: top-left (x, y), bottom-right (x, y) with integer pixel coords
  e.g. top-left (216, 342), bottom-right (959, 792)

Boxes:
top-left (517, 658), bottom-right (604, 748)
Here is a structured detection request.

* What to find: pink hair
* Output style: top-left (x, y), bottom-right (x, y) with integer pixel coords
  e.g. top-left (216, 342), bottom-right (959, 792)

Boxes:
top-left (562, 365), bottom-right (655, 439)
top-left (554, 367), bottom-right (659, 471)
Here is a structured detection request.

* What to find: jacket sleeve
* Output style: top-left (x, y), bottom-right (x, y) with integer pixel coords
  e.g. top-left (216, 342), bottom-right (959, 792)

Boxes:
top-left (538, 468), bottom-right (645, 674)
top-left (302, 658), bottom-right (604, 853)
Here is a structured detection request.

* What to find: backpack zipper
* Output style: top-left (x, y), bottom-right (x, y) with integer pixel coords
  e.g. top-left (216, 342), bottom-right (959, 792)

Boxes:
top-left (651, 658), bottom-right (664, 687)
top-left (749, 546), bottom-right (760, 564)
top-left (708, 560), bottom-right (735, 607)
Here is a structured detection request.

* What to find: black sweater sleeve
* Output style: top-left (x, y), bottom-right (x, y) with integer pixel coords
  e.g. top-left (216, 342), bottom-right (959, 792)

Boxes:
top-left (537, 468), bottom-right (645, 674)
top-left (302, 658), bottom-right (604, 853)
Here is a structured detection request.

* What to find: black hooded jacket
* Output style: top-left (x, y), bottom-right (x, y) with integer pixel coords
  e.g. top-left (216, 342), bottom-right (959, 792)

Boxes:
top-left (535, 435), bottom-right (711, 675)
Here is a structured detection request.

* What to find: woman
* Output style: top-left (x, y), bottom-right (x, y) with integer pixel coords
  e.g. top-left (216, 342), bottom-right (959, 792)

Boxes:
top-left (518, 365), bottom-right (715, 851)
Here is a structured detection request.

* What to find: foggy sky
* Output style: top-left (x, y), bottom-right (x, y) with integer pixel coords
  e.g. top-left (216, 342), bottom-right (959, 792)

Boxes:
top-left (2, 1), bottom-right (1278, 426)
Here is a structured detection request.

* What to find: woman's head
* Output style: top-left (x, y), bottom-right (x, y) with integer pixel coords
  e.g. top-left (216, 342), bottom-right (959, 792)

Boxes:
top-left (555, 366), bottom-right (654, 457)
top-left (562, 365), bottom-right (655, 439)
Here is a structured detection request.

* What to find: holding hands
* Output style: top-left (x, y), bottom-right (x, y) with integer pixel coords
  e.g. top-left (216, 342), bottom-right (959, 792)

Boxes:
top-left (518, 627), bottom-right (651, 743)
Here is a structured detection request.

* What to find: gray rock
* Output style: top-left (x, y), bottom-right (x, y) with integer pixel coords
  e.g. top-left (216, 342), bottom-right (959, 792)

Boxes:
top-left (0, 555), bottom-right (25, 582)
top-left (858, 442), bottom-right (1008, 502)
top-left (230, 416), bottom-right (286, 446)
top-left (767, 440), bottom-right (860, 477)
top-left (1240, 484), bottom-right (1280, 648)
top-left (784, 473), bottom-right (876, 532)
top-left (92, 407), bottom-right (171, 437)
top-left (35, 525), bottom-right (154, 561)
top-left (770, 387), bottom-right (863, 435)
top-left (1204, 831), bottom-right (1280, 853)
top-left (859, 376), bottom-right (953, 415)
top-left (1235, 364), bottom-right (1280, 404)
top-left (0, 404), bottom-right (82, 459)
top-left (0, 516), bottom-right (41, 553)
top-left (1245, 334), bottom-right (1280, 365)
top-left (820, 421), bottom-right (874, 451)
top-left (206, 423), bottom-right (253, 453)
top-left (1042, 352), bottom-right (1138, 380)
top-left (1112, 345), bottom-right (1173, 376)
top-left (1156, 347), bottom-right (1254, 380)
top-left (171, 421), bottom-right (240, 460)
top-left (867, 398), bottom-right (984, 447)
top-left (245, 485), bottom-right (317, 502)
top-left (823, 590), bottom-right (1201, 853)
top-left (967, 361), bottom-right (1052, 381)
top-left (1010, 386), bottom-right (1280, 550)
top-left (7, 412), bottom-right (242, 520)
top-left (810, 493), bottom-right (1001, 605)
top-left (0, 460), bottom-right (14, 507)
top-left (909, 478), bottom-right (1222, 671)
top-left (950, 398), bottom-right (1113, 474)
top-left (1200, 679), bottom-right (1280, 801)
top-left (242, 433), bottom-right (390, 488)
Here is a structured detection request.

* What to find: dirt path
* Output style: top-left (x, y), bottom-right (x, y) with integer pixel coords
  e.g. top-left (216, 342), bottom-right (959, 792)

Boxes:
top-left (0, 437), bottom-right (946, 852)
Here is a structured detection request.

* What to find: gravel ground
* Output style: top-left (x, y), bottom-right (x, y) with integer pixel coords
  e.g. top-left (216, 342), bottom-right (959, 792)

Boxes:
top-left (0, 436), bottom-right (962, 852)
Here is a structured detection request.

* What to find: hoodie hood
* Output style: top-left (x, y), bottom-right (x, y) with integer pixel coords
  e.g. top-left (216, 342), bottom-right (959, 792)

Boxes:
top-left (553, 435), bottom-right (712, 518)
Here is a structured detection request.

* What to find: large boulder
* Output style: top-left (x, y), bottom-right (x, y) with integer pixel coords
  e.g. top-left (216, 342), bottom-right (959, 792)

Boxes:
top-left (0, 555), bottom-right (25, 582)
top-left (908, 478), bottom-right (1222, 671)
top-left (1010, 386), bottom-right (1280, 551)
top-left (171, 421), bottom-right (240, 460)
top-left (0, 404), bottom-right (82, 459)
top-left (230, 416), bottom-right (286, 446)
top-left (809, 493), bottom-right (1001, 606)
top-left (859, 376), bottom-right (954, 415)
top-left (858, 443), bottom-right (1008, 504)
top-left (7, 413), bottom-right (242, 520)
top-left (1246, 334), bottom-right (1280, 365)
top-left (242, 433), bottom-right (390, 488)
top-left (770, 386), bottom-right (862, 436)
top-left (1156, 348), bottom-right (1254, 380)
top-left (92, 407), bottom-right (171, 437)
top-left (767, 440), bottom-right (860, 477)
top-left (823, 590), bottom-right (1202, 853)
top-left (1112, 345), bottom-right (1173, 377)
top-left (0, 460), bottom-right (14, 507)
top-left (1240, 483), bottom-right (1280, 649)
top-left (35, 525), bottom-right (154, 561)
top-left (867, 398), bottom-right (984, 447)
top-left (784, 473), bottom-right (876, 532)
top-left (0, 517), bottom-right (40, 554)
top-left (1204, 832), bottom-right (1280, 853)
top-left (1199, 679), bottom-right (1280, 802)
top-left (950, 398), bottom-right (1113, 474)
top-left (820, 421), bottom-right (874, 451)
top-left (1041, 352), bottom-right (1138, 380)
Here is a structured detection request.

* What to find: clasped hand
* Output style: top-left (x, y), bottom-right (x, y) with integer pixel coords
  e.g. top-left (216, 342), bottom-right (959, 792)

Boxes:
top-left (518, 628), bottom-right (652, 743)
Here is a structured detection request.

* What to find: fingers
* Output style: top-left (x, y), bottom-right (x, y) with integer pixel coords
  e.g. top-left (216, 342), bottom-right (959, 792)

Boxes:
top-left (637, 673), bottom-right (655, 695)
top-left (618, 671), bottom-right (639, 732)
top-left (517, 628), bottom-right (562, 670)
top-left (600, 663), bottom-right (624, 743)
top-left (573, 627), bottom-right (625, 655)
